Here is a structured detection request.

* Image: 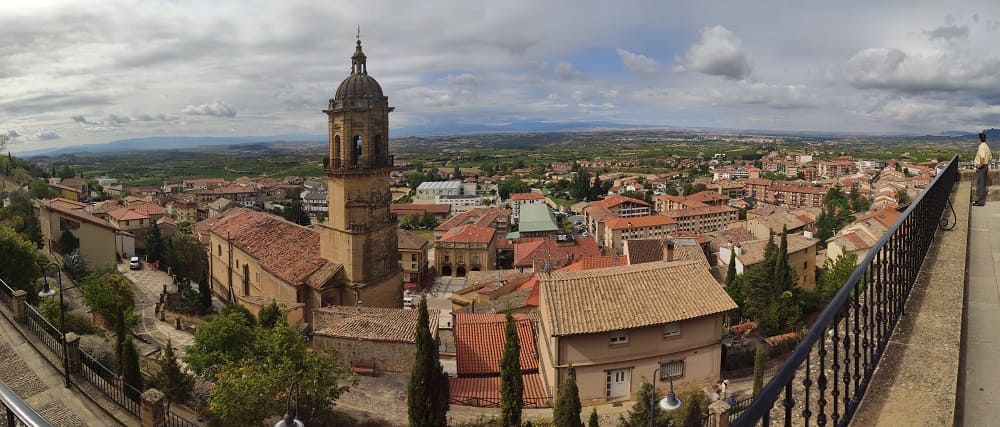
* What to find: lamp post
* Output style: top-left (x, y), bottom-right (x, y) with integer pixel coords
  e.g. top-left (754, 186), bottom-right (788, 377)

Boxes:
top-left (274, 381), bottom-right (304, 427)
top-left (37, 262), bottom-right (80, 389)
top-left (649, 365), bottom-right (682, 427)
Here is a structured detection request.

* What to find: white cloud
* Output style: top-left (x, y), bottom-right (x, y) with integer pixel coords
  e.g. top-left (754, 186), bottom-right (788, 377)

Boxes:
top-left (845, 47), bottom-right (1000, 95)
top-left (681, 25), bottom-right (752, 80)
top-left (571, 90), bottom-right (585, 101)
top-left (554, 61), bottom-right (583, 80)
top-left (924, 24), bottom-right (969, 41)
top-left (616, 48), bottom-right (660, 74)
top-left (182, 100), bottom-right (238, 118)
top-left (442, 73), bottom-right (483, 86)
top-left (32, 130), bottom-right (60, 140)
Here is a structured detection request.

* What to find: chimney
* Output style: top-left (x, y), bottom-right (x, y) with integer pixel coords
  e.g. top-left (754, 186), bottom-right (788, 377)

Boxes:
top-left (665, 239), bottom-right (675, 262)
top-left (734, 242), bottom-right (743, 256)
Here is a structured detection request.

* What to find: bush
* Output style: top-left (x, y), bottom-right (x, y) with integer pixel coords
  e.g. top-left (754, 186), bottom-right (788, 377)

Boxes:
top-left (724, 349), bottom-right (756, 371)
top-left (39, 298), bottom-right (97, 336)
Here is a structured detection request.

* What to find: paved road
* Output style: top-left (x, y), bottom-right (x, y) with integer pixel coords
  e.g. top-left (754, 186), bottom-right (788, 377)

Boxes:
top-left (119, 262), bottom-right (195, 358)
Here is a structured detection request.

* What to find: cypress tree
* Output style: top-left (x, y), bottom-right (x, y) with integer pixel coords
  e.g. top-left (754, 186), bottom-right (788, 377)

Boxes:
top-left (145, 222), bottom-right (164, 264)
top-left (726, 248), bottom-right (737, 287)
top-left (407, 296), bottom-right (449, 426)
top-left (588, 408), bottom-right (600, 427)
top-left (114, 307), bottom-right (128, 365)
top-left (752, 344), bottom-right (766, 397)
top-left (155, 338), bottom-right (192, 410)
top-left (499, 311), bottom-right (523, 427)
top-left (198, 268), bottom-right (213, 314)
top-left (621, 380), bottom-right (659, 427)
top-left (552, 365), bottom-right (583, 427)
top-left (121, 337), bottom-right (144, 402)
top-left (774, 225), bottom-right (790, 291)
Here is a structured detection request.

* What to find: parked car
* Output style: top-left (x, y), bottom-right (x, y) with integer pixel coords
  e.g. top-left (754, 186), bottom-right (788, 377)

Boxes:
top-left (129, 257), bottom-right (142, 270)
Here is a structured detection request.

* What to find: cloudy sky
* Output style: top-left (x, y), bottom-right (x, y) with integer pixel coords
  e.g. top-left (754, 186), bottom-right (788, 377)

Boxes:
top-left (3, 0), bottom-right (1000, 153)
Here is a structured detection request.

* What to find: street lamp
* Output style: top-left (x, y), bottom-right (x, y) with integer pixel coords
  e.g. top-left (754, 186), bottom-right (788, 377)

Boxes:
top-left (37, 262), bottom-right (81, 389)
top-left (274, 381), bottom-right (304, 427)
top-left (649, 365), bottom-right (682, 427)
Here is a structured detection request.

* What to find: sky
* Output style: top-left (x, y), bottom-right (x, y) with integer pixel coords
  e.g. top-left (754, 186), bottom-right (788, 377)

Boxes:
top-left (3, 0), bottom-right (1000, 153)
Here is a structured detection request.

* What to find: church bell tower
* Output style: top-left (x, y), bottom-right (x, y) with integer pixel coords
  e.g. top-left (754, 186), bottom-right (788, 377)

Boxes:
top-left (318, 36), bottom-right (402, 308)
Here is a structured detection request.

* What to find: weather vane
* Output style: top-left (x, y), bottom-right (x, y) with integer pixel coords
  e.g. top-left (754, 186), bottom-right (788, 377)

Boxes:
top-left (357, 25), bottom-right (361, 40)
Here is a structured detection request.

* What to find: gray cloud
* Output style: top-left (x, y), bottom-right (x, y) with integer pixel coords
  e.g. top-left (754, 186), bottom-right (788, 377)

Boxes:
top-left (924, 25), bottom-right (969, 41)
top-left (681, 25), bottom-right (752, 80)
top-left (106, 114), bottom-right (131, 125)
top-left (845, 47), bottom-right (1000, 97)
top-left (442, 73), bottom-right (483, 86)
top-left (32, 130), bottom-right (60, 140)
top-left (182, 100), bottom-right (238, 118)
top-left (554, 61), bottom-right (583, 80)
top-left (72, 115), bottom-right (97, 125)
top-left (616, 48), bottom-right (660, 74)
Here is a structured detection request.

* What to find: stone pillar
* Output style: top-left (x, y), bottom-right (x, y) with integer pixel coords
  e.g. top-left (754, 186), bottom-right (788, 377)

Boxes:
top-left (708, 399), bottom-right (732, 427)
top-left (12, 290), bottom-right (27, 323)
top-left (64, 332), bottom-right (81, 373)
top-left (140, 388), bottom-right (166, 427)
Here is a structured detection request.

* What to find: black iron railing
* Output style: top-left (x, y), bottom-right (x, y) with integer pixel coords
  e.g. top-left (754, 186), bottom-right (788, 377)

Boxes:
top-left (79, 351), bottom-right (141, 417)
top-left (165, 411), bottom-right (200, 427)
top-left (24, 305), bottom-right (63, 358)
top-left (732, 154), bottom-right (959, 427)
top-left (0, 278), bottom-right (12, 309)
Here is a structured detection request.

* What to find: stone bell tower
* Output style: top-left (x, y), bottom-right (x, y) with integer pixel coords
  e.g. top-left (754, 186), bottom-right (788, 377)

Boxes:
top-left (317, 36), bottom-right (402, 308)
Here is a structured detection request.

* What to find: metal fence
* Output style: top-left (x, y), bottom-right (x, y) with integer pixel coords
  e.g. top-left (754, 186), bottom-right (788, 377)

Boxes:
top-left (728, 395), bottom-right (755, 424)
top-left (164, 411), bottom-right (200, 427)
top-left (731, 154), bottom-right (959, 427)
top-left (23, 305), bottom-right (62, 359)
top-left (79, 349), bottom-right (141, 417)
top-left (0, 278), bottom-right (12, 309)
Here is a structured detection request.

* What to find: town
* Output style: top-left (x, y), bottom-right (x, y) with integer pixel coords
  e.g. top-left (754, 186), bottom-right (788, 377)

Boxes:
top-left (0, 40), bottom-right (971, 427)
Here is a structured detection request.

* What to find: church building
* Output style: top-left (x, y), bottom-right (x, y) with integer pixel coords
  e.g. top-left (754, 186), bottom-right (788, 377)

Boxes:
top-left (205, 38), bottom-right (403, 324)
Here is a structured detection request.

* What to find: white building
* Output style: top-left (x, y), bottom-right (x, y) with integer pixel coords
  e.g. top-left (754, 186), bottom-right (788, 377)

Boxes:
top-left (509, 192), bottom-right (547, 223)
top-left (415, 181), bottom-right (471, 201)
top-left (435, 195), bottom-right (486, 214)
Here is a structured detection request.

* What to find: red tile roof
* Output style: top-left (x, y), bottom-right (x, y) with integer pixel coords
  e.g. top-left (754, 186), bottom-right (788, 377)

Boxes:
top-left (391, 203), bottom-right (452, 215)
top-left (439, 224), bottom-right (496, 244)
top-left (590, 194), bottom-right (650, 209)
top-left (436, 207), bottom-right (509, 232)
top-left (509, 192), bottom-right (545, 201)
top-left (512, 237), bottom-right (602, 268)
top-left (313, 306), bottom-right (437, 343)
top-left (450, 373), bottom-right (548, 407)
top-left (36, 199), bottom-right (120, 232)
top-left (397, 229), bottom-right (429, 250)
top-left (454, 313), bottom-right (538, 376)
top-left (208, 208), bottom-right (340, 289)
top-left (686, 191), bottom-right (729, 203)
top-left (129, 203), bottom-right (166, 216)
top-left (856, 207), bottom-right (900, 229)
top-left (108, 207), bottom-right (150, 221)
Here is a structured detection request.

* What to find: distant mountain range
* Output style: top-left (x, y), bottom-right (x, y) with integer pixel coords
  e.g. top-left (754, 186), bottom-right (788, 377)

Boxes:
top-left (18, 134), bottom-right (326, 157)
top-left (938, 128), bottom-right (1000, 139)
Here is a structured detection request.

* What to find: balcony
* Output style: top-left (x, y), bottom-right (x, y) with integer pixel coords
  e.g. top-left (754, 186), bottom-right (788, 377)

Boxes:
top-left (732, 155), bottom-right (967, 426)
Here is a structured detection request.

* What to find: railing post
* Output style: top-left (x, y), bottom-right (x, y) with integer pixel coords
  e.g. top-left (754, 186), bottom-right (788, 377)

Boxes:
top-left (140, 388), bottom-right (166, 427)
top-left (709, 400), bottom-right (731, 427)
top-left (65, 332), bottom-right (81, 374)
top-left (11, 290), bottom-right (27, 323)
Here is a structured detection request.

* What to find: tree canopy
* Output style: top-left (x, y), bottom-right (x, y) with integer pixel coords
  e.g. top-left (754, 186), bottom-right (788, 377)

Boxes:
top-left (499, 311), bottom-right (523, 427)
top-left (407, 296), bottom-right (449, 426)
top-left (80, 272), bottom-right (136, 326)
top-left (0, 224), bottom-right (43, 302)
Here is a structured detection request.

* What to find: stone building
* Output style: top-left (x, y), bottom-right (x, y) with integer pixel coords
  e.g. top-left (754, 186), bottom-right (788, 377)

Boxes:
top-left (312, 306), bottom-right (438, 373)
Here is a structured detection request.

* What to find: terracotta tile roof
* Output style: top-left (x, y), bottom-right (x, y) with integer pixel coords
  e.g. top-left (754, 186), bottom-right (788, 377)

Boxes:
top-left (156, 216), bottom-right (177, 226)
top-left (108, 207), bottom-right (150, 221)
top-left (436, 207), bottom-right (510, 232)
top-left (312, 306), bottom-right (438, 343)
top-left (512, 237), bottom-right (602, 268)
top-left (668, 230), bottom-right (712, 245)
top-left (540, 260), bottom-right (737, 335)
top-left (454, 313), bottom-right (538, 375)
top-left (397, 229), bottom-right (429, 250)
top-left (576, 256), bottom-right (627, 270)
top-left (625, 239), bottom-right (665, 265)
top-left (36, 199), bottom-right (120, 232)
top-left (130, 203), bottom-right (166, 216)
top-left (466, 269), bottom-right (531, 287)
top-left (744, 178), bottom-right (773, 186)
top-left (770, 184), bottom-right (828, 195)
top-left (605, 214), bottom-right (677, 230)
top-left (509, 192), bottom-right (545, 201)
top-left (49, 198), bottom-right (86, 210)
top-left (856, 207), bottom-right (900, 229)
top-left (589, 194), bottom-right (650, 209)
top-left (686, 191), bottom-right (730, 204)
top-left (736, 233), bottom-right (819, 267)
top-left (450, 373), bottom-right (548, 407)
top-left (439, 224), bottom-right (496, 244)
top-left (208, 198), bottom-right (232, 210)
top-left (208, 208), bottom-right (341, 289)
top-left (86, 199), bottom-right (120, 215)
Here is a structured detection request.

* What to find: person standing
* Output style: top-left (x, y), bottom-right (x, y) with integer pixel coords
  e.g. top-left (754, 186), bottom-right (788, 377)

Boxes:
top-left (975, 132), bottom-right (991, 206)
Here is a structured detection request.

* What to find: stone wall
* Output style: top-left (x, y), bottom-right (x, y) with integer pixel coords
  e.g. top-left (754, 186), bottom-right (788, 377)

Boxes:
top-left (311, 336), bottom-right (415, 373)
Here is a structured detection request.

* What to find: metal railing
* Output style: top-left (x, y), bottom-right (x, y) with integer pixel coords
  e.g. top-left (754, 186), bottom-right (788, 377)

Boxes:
top-left (0, 278), bottom-right (12, 309)
top-left (79, 351), bottom-right (141, 417)
top-left (24, 305), bottom-right (62, 359)
top-left (164, 411), bottom-right (200, 427)
top-left (0, 378), bottom-right (51, 427)
top-left (732, 154), bottom-right (959, 426)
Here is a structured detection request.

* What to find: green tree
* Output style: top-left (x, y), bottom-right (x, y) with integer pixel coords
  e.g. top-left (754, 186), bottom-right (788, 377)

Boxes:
top-left (28, 179), bottom-right (57, 199)
top-left (199, 268), bottom-right (213, 314)
top-left (0, 190), bottom-right (44, 247)
top-left (184, 309), bottom-right (256, 376)
top-left (620, 379), bottom-right (665, 427)
top-left (282, 198), bottom-right (312, 226)
top-left (120, 337), bottom-right (144, 402)
top-left (145, 222), bottom-right (165, 264)
top-left (587, 408), bottom-right (599, 427)
top-left (499, 311), bottom-right (524, 427)
top-left (0, 224), bottom-right (43, 303)
top-left (498, 177), bottom-right (530, 200)
top-left (258, 299), bottom-right (283, 328)
top-left (155, 338), bottom-right (193, 410)
top-left (817, 252), bottom-right (858, 302)
top-left (752, 344), bottom-right (766, 397)
top-left (552, 365), bottom-right (583, 427)
top-left (57, 229), bottom-right (79, 254)
top-left (453, 166), bottom-right (462, 179)
top-left (571, 170), bottom-right (591, 201)
top-left (407, 296), bottom-right (449, 426)
top-left (56, 165), bottom-right (76, 179)
top-left (667, 389), bottom-right (710, 427)
top-left (163, 234), bottom-right (207, 284)
top-left (896, 188), bottom-right (911, 205)
top-left (80, 273), bottom-right (135, 326)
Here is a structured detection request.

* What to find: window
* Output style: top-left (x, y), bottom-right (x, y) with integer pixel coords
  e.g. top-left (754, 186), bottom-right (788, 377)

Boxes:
top-left (610, 330), bottom-right (628, 345)
top-left (663, 322), bottom-right (681, 337)
top-left (217, 245), bottom-right (222, 256)
top-left (411, 253), bottom-right (417, 262)
top-left (242, 264), bottom-right (250, 296)
top-left (659, 360), bottom-right (684, 380)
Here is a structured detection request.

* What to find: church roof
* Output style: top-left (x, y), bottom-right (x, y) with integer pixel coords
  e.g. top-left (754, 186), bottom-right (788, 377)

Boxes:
top-left (331, 38), bottom-right (388, 109)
